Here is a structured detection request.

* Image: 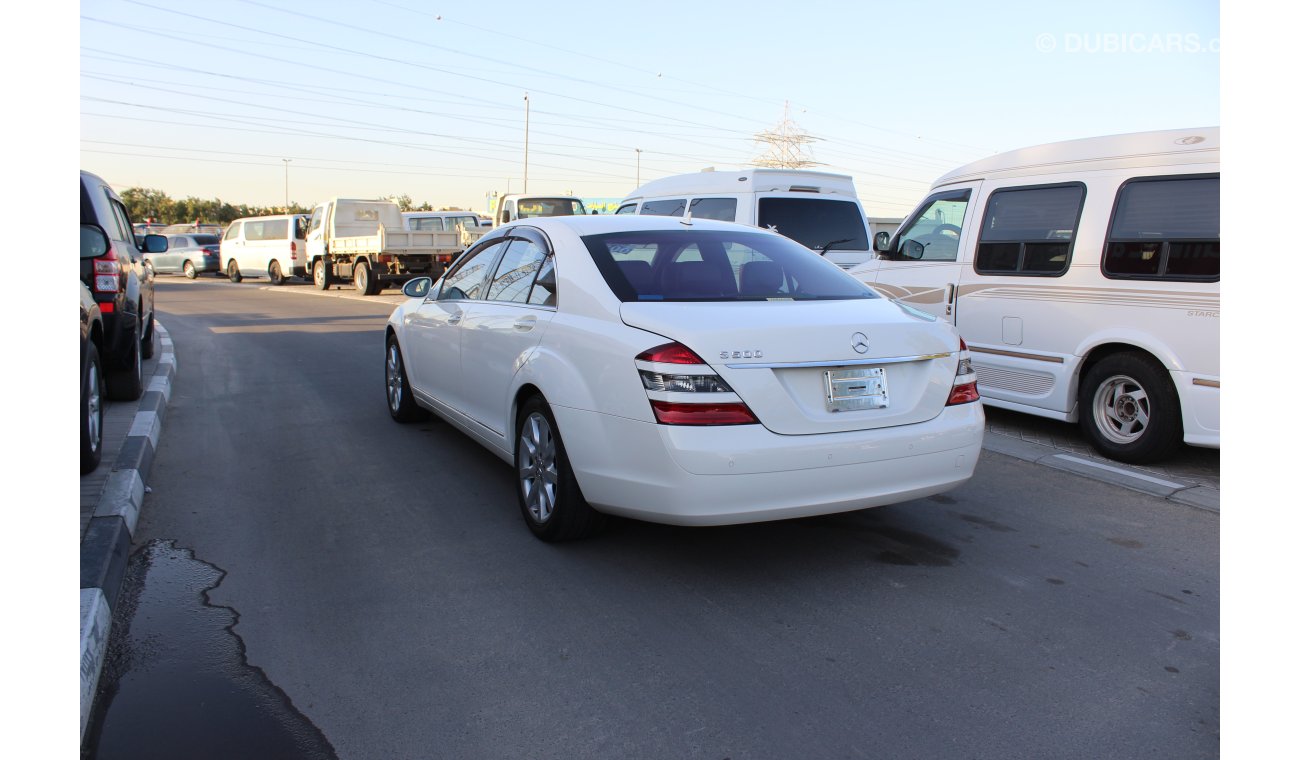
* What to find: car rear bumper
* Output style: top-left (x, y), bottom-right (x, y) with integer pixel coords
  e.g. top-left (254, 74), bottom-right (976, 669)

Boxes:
top-left (553, 402), bottom-right (985, 526)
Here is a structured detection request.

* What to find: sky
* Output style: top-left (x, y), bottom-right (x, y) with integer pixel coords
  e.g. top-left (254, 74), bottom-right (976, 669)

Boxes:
top-left (74, 0), bottom-right (1220, 219)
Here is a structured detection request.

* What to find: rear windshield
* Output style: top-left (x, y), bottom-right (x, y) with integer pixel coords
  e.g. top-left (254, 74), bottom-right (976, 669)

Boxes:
top-left (191, 234), bottom-right (220, 245)
top-left (757, 198), bottom-right (869, 251)
top-left (518, 198), bottom-right (587, 218)
top-left (583, 229), bottom-right (879, 302)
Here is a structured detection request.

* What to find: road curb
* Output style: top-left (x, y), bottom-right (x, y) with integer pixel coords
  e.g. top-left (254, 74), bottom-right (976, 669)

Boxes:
top-left (981, 431), bottom-right (1219, 512)
top-left (79, 323), bottom-right (175, 740)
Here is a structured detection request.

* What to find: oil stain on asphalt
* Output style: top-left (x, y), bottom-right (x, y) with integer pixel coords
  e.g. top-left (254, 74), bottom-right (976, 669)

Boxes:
top-left (83, 540), bottom-right (337, 760)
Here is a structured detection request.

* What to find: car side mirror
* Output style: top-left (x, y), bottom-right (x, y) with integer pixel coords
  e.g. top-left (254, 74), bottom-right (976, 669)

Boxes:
top-left (81, 224), bottom-right (110, 258)
top-left (142, 233), bottom-right (169, 253)
top-left (900, 239), bottom-right (925, 261)
top-left (402, 276), bottom-right (432, 299)
top-left (873, 230), bottom-right (891, 252)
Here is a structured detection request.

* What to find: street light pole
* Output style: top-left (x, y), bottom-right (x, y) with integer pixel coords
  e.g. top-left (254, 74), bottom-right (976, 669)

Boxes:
top-left (635, 148), bottom-right (642, 187)
top-left (523, 93), bottom-right (530, 193)
top-left (282, 158), bottom-right (291, 212)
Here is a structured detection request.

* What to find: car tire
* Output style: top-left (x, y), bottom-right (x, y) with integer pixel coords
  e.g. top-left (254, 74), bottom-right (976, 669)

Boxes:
top-left (81, 343), bottom-right (104, 475)
top-left (227, 260), bottom-right (242, 283)
top-left (515, 396), bottom-right (605, 542)
top-left (385, 335), bottom-right (428, 423)
top-left (354, 260), bottom-right (379, 295)
top-left (269, 260), bottom-right (285, 286)
top-left (106, 322), bottom-right (144, 401)
top-left (314, 258), bottom-right (331, 291)
top-left (140, 312), bottom-right (155, 360)
top-left (183, 260), bottom-right (197, 279)
top-left (1079, 352), bottom-right (1183, 464)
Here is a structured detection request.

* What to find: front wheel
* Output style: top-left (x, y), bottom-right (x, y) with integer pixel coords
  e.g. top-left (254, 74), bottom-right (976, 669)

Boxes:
top-left (515, 396), bottom-right (605, 542)
top-left (269, 260), bottom-right (286, 285)
top-left (81, 343), bottom-right (104, 475)
top-left (313, 258), bottom-right (331, 291)
top-left (227, 260), bottom-right (242, 283)
top-left (1079, 352), bottom-right (1182, 464)
top-left (385, 335), bottom-right (428, 423)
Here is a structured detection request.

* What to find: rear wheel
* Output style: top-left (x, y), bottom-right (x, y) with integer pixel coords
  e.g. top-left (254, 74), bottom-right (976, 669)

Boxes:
top-left (385, 335), bottom-right (427, 422)
top-left (1079, 352), bottom-right (1182, 464)
top-left (227, 260), bottom-right (242, 283)
top-left (107, 320), bottom-right (144, 401)
top-left (269, 260), bottom-right (286, 285)
top-left (81, 343), bottom-right (104, 475)
top-left (515, 396), bottom-right (605, 542)
top-left (183, 260), bottom-right (197, 279)
top-left (354, 260), bottom-right (380, 295)
top-left (313, 258), bottom-right (331, 290)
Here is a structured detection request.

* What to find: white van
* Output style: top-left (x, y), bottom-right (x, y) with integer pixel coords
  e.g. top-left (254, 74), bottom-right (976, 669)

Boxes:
top-left (617, 169), bottom-right (874, 270)
top-left (851, 127), bottom-right (1219, 463)
top-left (402, 210), bottom-right (484, 233)
top-left (220, 214), bottom-right (310, 284)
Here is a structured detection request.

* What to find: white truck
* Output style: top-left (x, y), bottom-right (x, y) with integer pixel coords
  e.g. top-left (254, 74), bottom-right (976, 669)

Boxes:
top-left (457, 194), bottom-right (589, 249)
top-left (305, 198), bottom-right (467, 295)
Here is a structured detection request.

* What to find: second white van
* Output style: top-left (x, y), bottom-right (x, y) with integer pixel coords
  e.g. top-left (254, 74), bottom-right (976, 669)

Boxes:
top-left (617, 169), bottom-right (874, 270)
top-left (851, 127), bottom-right (1219, 463)
top-left (220, 214), bottom-right (310, 284)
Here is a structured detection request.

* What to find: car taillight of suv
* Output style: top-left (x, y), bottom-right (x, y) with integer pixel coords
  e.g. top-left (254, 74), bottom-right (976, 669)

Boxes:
top-left (93, 249), bottom-right (121, 307)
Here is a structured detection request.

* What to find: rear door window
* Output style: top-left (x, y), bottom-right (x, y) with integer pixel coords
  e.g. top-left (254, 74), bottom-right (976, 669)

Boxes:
top-left (757, 198), bottom-right (869, 252)
top-left (975, 184), bottom-right (1085, 276)
top-left (1102, 175), bottom-right (1219, 281)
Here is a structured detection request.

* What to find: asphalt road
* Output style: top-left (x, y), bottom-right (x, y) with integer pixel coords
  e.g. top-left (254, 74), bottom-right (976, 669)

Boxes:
top-left (92, 277), bottom-right (1220, 759)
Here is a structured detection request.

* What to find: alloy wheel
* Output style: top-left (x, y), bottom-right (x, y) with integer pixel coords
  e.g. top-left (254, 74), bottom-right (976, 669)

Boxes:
top-left (1092, 374), bottom-right (1150, 445)
top-left (518, 412), bottom-right (559, 523)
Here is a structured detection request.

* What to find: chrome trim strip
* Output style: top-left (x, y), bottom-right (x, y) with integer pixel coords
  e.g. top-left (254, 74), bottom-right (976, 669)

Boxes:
top-left (1192, 378), bottom-right (1220, 388)
top-left (726, 353), bottom-right (951, 370)
top-left (968, 346), bottom-right (1065, 364)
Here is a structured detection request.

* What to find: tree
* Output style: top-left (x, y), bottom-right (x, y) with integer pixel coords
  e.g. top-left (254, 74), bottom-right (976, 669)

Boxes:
top-left (387, 194), bottom-right (414, 211)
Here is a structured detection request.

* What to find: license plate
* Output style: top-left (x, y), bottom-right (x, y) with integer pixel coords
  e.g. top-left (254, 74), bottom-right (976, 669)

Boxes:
top-left (825, 367), bottom-right (888, 412)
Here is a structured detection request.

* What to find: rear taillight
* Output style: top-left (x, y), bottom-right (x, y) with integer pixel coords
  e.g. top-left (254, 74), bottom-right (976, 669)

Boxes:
top-left (946, 338), bottom-right (979, 405)
top-left (93, 250), bottom-right (120, 294)
top-left (290, 241), bottom-right (298, 260)
top-left (635, 342), bottom-right (758, 426)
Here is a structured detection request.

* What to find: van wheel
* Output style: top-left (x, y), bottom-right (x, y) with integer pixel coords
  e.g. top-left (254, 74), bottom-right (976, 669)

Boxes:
top-left (354, 260), bottom-right (380, 295)
top-left (183, 260), bottom-right (197, 279)
top-left (269, 260), bottom-right (285, 285)
top-left (227, 260), bottom-right (242, 283)
top-left (81, 343), bottom-right (104, 475)
top-left (313, 258), bottom-right (331, 290)
top-left (515, 396), bottom-right (605, 542)
top-left (1079, 353), bottom-right (1182, 464)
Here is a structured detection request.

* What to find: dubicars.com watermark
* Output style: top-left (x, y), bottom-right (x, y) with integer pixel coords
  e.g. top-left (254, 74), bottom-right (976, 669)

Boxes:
top-left (1036, 32), bottom-right (1219, 55)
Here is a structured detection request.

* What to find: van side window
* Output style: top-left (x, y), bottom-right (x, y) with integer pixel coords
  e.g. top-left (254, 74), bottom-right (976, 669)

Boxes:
top-left (975, 184), bottom-right (1085, 276)
top-left (615, 204), bottom-right (638, 215)
top-left (688, 197), bottom-right (737, 222)
top-left (1102, 175), bottom-right (1219, 282)
top-left (641, 199), bottom-right (687, 217)
top-left (892, 190), bottom-right (971, 262)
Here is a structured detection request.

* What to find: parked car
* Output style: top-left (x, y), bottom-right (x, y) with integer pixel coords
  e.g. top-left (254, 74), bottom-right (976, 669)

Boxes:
top-left (80, 277), bottom-right (105, 474)
top-left (220, 214), bottom-right (309, 284)
top-left (81, 171), bottom-right (165, 401)
top-left (851, 127), bottom-right (1219, 463)
top-left (143, 234), bottom-right (221, 279)
top-left (384, 215), bottom-right (983, 541)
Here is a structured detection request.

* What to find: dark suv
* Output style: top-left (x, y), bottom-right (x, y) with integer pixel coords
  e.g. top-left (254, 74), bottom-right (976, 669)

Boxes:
top-left (80, 170), bottom-right (165, 400)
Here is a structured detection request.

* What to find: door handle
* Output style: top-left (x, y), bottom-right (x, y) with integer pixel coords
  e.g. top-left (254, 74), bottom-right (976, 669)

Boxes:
top-left (943, 283), bottom-right (955, 316)
top-left (514, 315), bottom-right (537, 332)
top-left (447, 312), bottom-right (463, 326)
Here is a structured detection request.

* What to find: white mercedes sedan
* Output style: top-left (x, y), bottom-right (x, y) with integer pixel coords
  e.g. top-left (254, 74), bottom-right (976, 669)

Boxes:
top-left (385, 215), bottom-right (983, 541)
